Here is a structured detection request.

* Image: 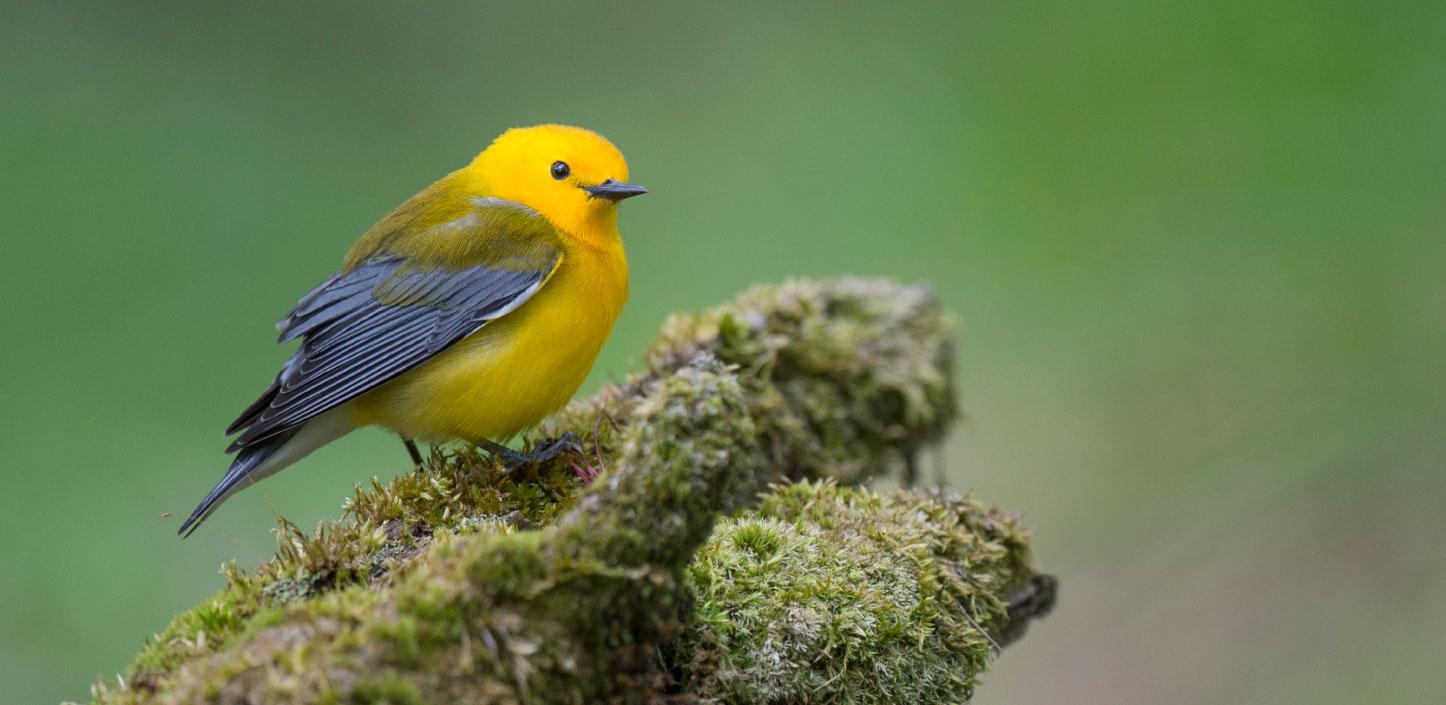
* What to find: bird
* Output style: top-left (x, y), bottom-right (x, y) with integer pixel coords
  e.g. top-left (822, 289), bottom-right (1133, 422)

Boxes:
top-left (177, 124), bottom-right (646, 537)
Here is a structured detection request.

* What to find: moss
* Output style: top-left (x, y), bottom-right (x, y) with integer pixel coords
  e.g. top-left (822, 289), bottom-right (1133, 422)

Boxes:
top-left (87, 279), bottom-right (1051, 705)
top-left (344, 677), bottom-right (428, 705)
top-left (124, 582), bottom-right (256, 687)
top-left (532, 278), bottom-right (957, 493)
top-left (674, 482), bottom-right (1034, 704)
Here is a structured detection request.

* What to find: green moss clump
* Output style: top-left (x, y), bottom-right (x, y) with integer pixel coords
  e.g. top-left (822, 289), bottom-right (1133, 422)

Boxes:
top-left (123, 568), bottom-right (260, 688)
top-left (675, 481), bottom-right (1034, 704)
top-left (100, 355), bottom-right (761, 705)
top-left (113, 452), bottom-right (590, 699)
top-left (85, 279), bottom-right (1051, 705)
top-left (541, 277), bottom-right (957, 487)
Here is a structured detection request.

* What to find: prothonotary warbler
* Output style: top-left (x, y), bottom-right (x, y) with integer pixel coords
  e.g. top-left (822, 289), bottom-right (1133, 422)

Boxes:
top-left (178, 124), bottom-right (646, 537)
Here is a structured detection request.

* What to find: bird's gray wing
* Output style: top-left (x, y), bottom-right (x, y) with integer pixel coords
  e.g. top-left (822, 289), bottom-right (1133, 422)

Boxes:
top-left (225, 215), bottom-right (562, 451)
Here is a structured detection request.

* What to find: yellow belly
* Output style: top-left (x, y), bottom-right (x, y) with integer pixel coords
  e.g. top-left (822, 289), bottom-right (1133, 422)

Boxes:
top-left (351, 245), bottom-right (626, 443)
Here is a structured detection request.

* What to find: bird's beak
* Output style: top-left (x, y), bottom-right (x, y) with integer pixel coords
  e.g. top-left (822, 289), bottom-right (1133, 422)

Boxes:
top-left (585, 179), bottom-right (648, 201)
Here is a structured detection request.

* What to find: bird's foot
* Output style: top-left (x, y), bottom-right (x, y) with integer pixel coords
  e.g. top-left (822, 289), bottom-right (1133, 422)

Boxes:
top-left (479, 433), bottom-right (583, 471)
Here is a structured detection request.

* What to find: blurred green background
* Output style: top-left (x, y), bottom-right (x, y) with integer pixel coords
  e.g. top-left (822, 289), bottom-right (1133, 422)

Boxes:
top-left (3, 1), bottom-right (1443, 703)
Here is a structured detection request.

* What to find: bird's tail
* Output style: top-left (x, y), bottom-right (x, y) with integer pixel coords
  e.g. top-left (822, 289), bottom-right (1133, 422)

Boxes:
top-left (178, 408), bottom-right (355, 538)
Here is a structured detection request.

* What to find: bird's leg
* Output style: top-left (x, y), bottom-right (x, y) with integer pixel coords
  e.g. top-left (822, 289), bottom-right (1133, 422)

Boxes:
top-left (401, 436), bottom-right (424, 467)
top-left (478, 433), bottom-right (583, 471)
top-left (476, 438), bottom-right (523, 465)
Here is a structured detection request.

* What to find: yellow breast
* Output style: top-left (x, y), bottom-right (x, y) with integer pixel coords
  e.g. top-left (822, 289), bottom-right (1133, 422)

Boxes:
top-left (351, 240), bottom-right (627, 443)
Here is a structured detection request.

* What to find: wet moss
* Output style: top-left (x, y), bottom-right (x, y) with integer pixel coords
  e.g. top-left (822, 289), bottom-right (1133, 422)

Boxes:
top-left (86, 279), bottom-right (1049, 705)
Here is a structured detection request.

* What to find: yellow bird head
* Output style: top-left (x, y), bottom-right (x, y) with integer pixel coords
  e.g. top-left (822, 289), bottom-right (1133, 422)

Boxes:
top-left (466, 124), bottom-right (645, 244)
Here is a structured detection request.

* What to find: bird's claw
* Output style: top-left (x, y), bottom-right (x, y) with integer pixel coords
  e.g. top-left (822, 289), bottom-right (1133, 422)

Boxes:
top-left (564, 453), bottom-right (601, 483)
top-left (480, 433), bottom-right (583, 471)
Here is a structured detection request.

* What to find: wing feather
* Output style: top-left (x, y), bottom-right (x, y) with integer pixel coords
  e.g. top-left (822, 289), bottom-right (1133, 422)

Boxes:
top-left (227, 199), bottom-right (562, 451)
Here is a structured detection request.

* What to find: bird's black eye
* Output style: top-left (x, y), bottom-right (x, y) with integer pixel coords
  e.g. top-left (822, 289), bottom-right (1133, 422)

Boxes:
top-left (550, 161), bottom-right (571, 180)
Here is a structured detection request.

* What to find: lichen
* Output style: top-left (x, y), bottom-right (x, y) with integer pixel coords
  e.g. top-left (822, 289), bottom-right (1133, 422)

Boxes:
top-left (85, 279), bottom-right (1051, 705)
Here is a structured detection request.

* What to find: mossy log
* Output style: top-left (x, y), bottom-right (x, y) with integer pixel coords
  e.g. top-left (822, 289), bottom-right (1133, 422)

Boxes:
top-left (89, 279), bottom-right (1055, 705)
